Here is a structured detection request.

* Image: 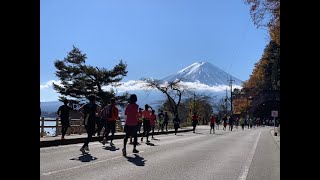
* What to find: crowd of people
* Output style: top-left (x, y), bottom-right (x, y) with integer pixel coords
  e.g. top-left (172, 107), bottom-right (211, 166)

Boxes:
top-left (56, 94), bottom-right (182, 156)
top-left (55, 94), bottom-right (278, 156)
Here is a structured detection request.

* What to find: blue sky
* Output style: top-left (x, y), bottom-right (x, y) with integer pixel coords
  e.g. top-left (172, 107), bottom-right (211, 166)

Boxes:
top-left (40, 0), bottom-right (269, 102)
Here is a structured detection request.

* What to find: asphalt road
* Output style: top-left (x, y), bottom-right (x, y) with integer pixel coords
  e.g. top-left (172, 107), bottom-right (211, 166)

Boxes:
top-left (40, 125), bottom-right (280, 180)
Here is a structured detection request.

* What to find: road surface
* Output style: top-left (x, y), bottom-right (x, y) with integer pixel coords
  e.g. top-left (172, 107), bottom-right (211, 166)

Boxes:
top-left (40, 125), bottom-right (280, 180)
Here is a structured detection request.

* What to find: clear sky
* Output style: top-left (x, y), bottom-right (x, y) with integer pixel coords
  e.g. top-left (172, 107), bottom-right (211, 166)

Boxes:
top-left (40, 0), bottom-right (269, 101)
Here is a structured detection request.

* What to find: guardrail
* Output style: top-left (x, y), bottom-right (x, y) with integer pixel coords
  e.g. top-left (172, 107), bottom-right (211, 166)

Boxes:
top-left (40, 117), bottom-right (123, 137)
top-left (40, 116), bottom-right (185, 138)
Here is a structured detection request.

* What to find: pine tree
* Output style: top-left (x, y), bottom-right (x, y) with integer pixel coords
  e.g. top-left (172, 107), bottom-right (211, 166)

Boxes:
top-left (53, 46), bottom-right (128, 105)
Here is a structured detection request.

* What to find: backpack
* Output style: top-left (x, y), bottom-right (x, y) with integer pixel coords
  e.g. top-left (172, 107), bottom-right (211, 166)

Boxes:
top-left (83, 103), bottom-right (97, 125)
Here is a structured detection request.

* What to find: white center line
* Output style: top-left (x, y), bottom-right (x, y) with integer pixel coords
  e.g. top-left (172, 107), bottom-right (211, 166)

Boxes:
top-left (42, 151), bottom-right (144, 176)
top-left (237, 131), bottom-right (261, 180)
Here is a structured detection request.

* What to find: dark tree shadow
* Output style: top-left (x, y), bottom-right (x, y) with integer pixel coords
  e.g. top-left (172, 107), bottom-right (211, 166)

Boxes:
top-left (104, 146), bottom-right (120, 151)
top-left (70, 154), bottom-right (98, 162)
top-left (146, 142), bottom-right (158, 146)
top-left (175, 134), bottom-right (183, 136)
top-left (125, 154), bottom-right (146, 166)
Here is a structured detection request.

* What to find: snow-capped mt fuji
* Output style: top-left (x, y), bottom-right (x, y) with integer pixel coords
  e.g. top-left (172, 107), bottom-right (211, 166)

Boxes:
top-left (162, 62), bottom-right (242, 86)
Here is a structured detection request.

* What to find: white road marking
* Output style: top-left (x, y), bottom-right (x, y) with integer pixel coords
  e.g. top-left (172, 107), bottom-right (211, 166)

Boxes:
top-left (237, 131), bottom-right (261, 180)
top-left (42, 151), bottom-right (144, 176)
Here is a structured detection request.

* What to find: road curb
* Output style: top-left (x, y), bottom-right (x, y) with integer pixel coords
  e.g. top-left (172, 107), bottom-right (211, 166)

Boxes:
top-left (40, 128), bottom-right (194, 148)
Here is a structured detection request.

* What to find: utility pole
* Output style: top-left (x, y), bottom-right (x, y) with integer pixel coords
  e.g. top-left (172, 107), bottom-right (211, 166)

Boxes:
top-left (193, 92), bottom-right (196, 114)
top-left (225, 88), bottom-right (228, 115)
top-left (228, 77), bottom-right (235, 116)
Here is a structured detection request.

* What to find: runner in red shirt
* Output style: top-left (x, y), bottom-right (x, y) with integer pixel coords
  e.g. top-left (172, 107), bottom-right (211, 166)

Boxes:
top-left (210, 115), bottom-right (216, 134)
top-left (192, 113), bottom-right (198, 133)
top-left (102, 98), bottom-right (119, 146)
top-left (150, 110), bottom-right (156, 140)
top-left (141, 104), bottom-right (152, 143)
top-left (130, 108), bottom-right (143, 144)
top-left (122, 94), bottom-right (139, 156)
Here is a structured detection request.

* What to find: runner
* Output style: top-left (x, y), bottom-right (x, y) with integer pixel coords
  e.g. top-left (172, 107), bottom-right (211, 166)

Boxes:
top-left (222, 115), bottom-right (227, 131)
top-left (150, 110), bottom-right (156, 139)
top-left (130, 108), bottom-right (143, 144)
top-left (141, 104), bottom-right (152, 143)
top-left (157, 110), bottom-right (164, 132)
top-left (210, 115), bottom-right (216, 134)
top-left (192, 112), bottom-right (198, 133)
top-left (216, 116), bottom-right (220, 130)
top-left (79, 95), bottom-right (100, 154)
top-left (240, 116), bottom-right (245, 130)
top-left (122, 94), bottom-right (139, 156)
top-left (173, 114), bottom-right (180, 135)
top-left (57, 99), bottom-right (73, 140)
top-left (228, 115), bottom-right (234, 131)
top-left (102, 98), bottom-right (119, 146)
top-left (164, 111), bottom-right (169, 131)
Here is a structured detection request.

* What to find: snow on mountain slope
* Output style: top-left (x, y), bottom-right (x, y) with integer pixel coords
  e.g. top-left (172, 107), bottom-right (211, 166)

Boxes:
top-left (162, 62), bottom-right (242, 86)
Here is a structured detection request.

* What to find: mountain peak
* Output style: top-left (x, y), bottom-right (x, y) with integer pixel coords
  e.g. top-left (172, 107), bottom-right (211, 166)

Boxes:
top-left (178, 61), bottom-right (207, 74)
top-left (163, 61), bottom-right (242, 86)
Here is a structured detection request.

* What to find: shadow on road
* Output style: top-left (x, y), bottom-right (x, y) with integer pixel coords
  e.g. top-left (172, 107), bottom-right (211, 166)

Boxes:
top-left (104, 146), bottom-right (120, 151)
top-left (151, 138), bottom-right (160, 141)
top-left (129, 142), bottom-right (142, 146)
top-left (125, 154), bottom-right (146, 166)
top-left (175, 134), bottom-right (184, 136)
top-left (146, 142), bottom-right (158, 146)
top-left (70, 154), bottom-right (98, 162)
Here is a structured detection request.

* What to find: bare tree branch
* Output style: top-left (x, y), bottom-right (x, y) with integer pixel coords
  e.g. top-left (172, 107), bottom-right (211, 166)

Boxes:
top-left (143, 78), bottom-right (185, 117)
